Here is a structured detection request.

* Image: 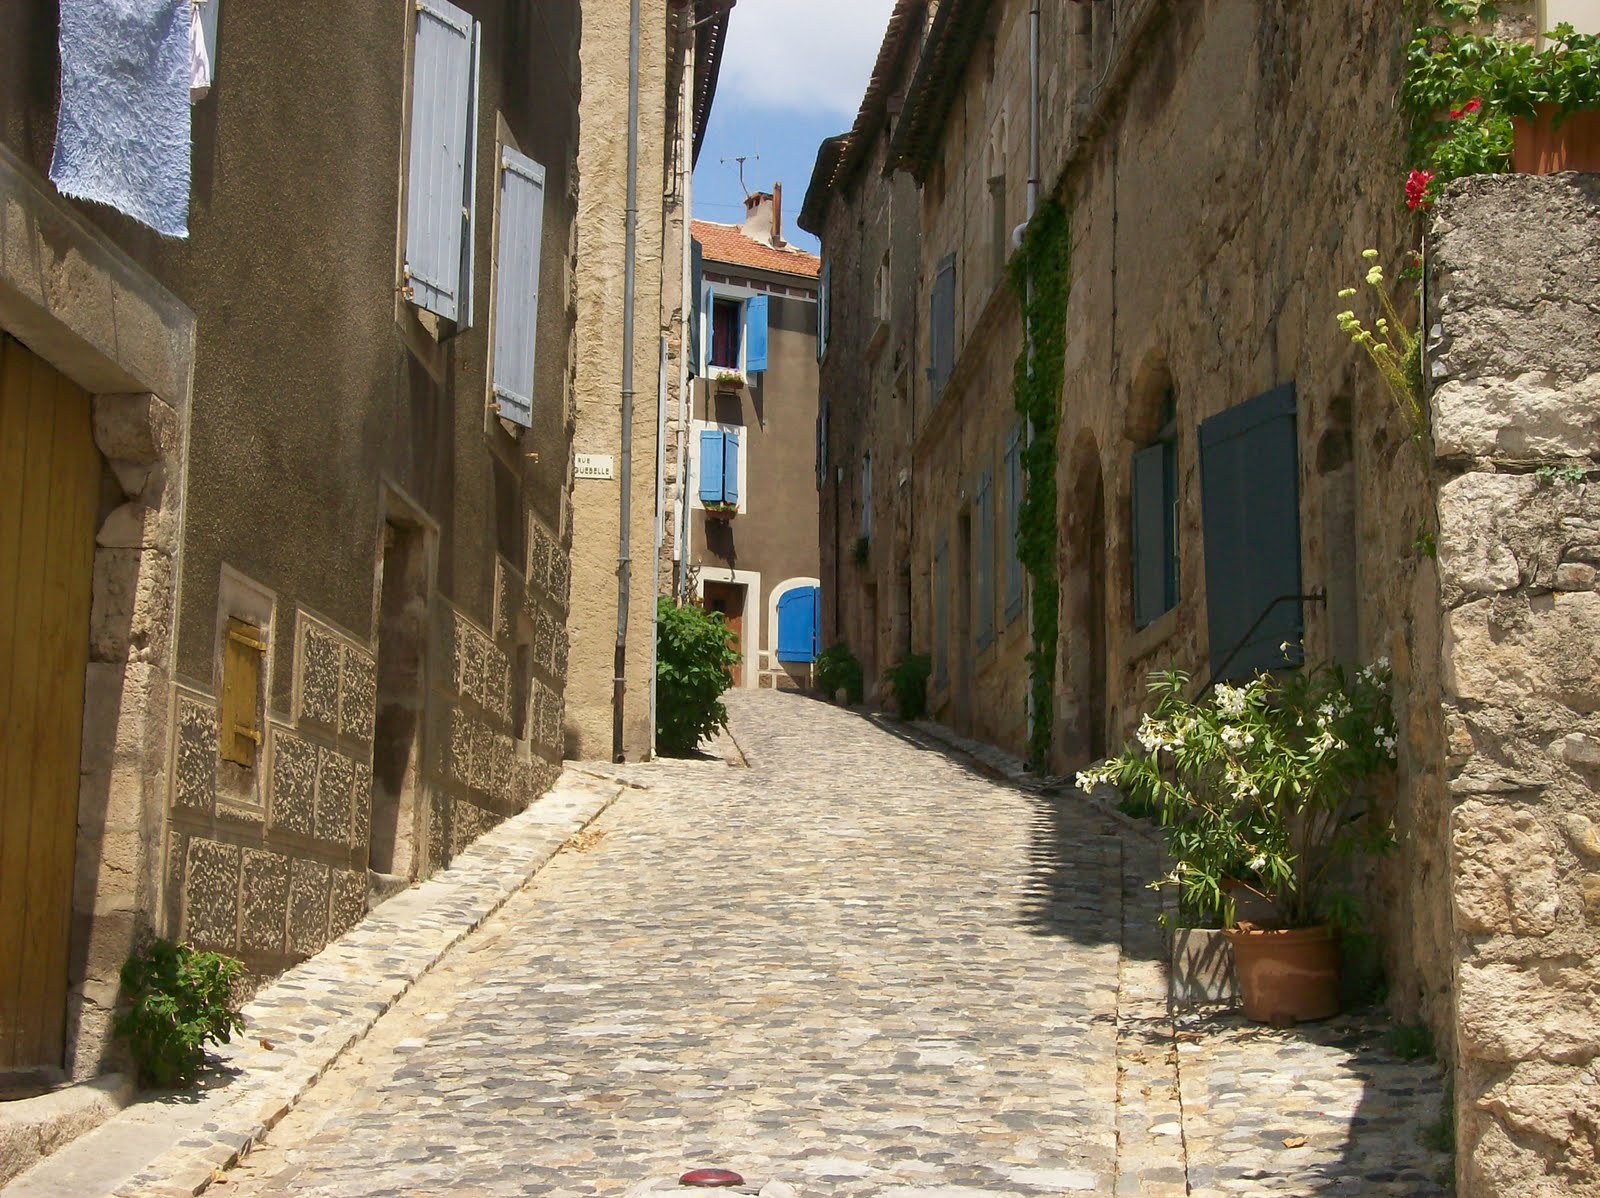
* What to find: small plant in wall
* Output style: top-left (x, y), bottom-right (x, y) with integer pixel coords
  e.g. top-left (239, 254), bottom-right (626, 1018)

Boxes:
top-left (885, 652), bottom-right (932, 721)
top-left (114, 938), bottom-right (246, 1088)
top-left (1079, 657), bottom-right (1398, 1022)
top-left (1337, 250), bottom-right (1427, 463)
top-left (815, 642), bottom-right (865, 705)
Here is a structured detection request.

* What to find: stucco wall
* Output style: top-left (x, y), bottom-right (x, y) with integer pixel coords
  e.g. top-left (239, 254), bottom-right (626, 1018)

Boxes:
top-left (1428, 173), bottom-right (1600, 1198)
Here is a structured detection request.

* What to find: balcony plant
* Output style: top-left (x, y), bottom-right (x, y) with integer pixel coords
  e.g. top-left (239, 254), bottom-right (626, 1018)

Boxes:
top-left (703, 500), bottom-right (738, 521)
top-left (1078, 657), bottom-right (1398, 1022)
top-left (712, 367), bottom-right (746, 390)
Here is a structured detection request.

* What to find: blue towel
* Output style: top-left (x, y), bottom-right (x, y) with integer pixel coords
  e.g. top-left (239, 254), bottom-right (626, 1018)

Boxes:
top-left (50, 0), bottom-right (192, 238)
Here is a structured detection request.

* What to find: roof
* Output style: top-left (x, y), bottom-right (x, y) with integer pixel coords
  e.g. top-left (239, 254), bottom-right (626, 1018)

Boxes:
top-left (886, 0), bottom-right (991, 181)
top-left (691, 0), bottom-right (731, 167)
top-left (692, 220), bottom-right (821, 280)
top-left (798, 0), bottom-right (928, 235)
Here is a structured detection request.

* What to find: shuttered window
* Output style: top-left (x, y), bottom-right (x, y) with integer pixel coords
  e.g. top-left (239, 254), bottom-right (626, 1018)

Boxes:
top-left (491, 148), bottom-right (545, 428)
top-left (220, 617), bottom-right (265, 768)
top-left (404, 0), bottom-right (480, 325)
top-left (688, 239), bottom-right (704, 377)
top-left (1199, 383), bottom-right (1304, 679)
top-left (745, 295), bottom-right (769, 374)
top-left (698, 428), bottom-right (741, 506)
top-left (975, 472), bottom-right (995, 649)
top-left (930, 253), bottom-right (956, 397)
top-left (1003, 425), bottom-right (1024, 623)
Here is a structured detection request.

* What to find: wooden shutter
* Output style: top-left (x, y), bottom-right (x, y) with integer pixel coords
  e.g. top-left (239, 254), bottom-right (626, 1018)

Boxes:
top-left (404, 0), bottom-right (477, 323)
top-left (1199, 383), bottom-right (1303, 679)
top-left (491, 148), bottom-right (545, 428)
top-left (976, 472), bottom-right (995, 648)
top-left (1132, 442), bottom-right (1176, 628)
top-left (1003, 426), bottom-right (1024, 621)
top-left (745, 294), bottom-right (769, 373)
top-left (221, 617), bottom-right (266, 767)
top-left (931, 253), bottom-right (956, 395)
top-left (699, 429), bottom-right (725, 503)
top-left (722, 429), bottom-right (741, 506)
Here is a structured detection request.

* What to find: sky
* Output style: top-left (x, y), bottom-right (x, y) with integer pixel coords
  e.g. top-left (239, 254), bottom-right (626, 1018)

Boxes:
top-left (693, 0), bottom-right (898, 255)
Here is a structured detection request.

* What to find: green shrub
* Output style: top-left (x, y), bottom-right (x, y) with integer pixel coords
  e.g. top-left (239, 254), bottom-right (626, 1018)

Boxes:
top-left (114, 939), bottom-right (245, 1088)
top-left (815, 642), bottom-right (864, 704)
top-left (656, 596), bottom-right (739, 756)
top-left (886, 653), bottom-right (932, 720)
top-left (1388, 1020), bottom-right (1438, 1061)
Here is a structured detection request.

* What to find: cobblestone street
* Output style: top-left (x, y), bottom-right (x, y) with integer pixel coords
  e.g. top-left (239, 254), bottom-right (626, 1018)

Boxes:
top-left (215, 692), bottom-right (1450, 1198)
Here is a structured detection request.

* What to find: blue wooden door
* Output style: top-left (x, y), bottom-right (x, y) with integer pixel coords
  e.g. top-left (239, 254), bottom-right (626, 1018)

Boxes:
top-left (776, 586), bottom-right (820, 663)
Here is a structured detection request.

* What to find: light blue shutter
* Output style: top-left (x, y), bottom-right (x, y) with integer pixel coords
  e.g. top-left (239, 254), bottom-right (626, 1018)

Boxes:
top-left (777, 587), bottom-right (820, 663)
top-left (722, 429), bottom-right (741, 506)
top-left (1004, 427), bottom-right (1024, 622)
top-left (745, 295), bottom-right (769, 373)
top-left (699, 429), bottom-right (725, 503)
top-left (404, 0), bottom-right (477, 323)
top-left (459, 21), bottom-right (481, 329)
top-left (491, 148), bottom-right (545, 428)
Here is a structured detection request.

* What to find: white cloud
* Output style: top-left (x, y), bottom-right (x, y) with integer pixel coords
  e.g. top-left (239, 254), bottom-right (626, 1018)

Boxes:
top-left (717, 0), bottom-right (899, 120)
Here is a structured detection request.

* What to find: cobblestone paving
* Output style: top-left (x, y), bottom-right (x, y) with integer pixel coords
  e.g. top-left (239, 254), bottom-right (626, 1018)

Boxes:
top-left (218, 691), bottom-right (1451, 1198)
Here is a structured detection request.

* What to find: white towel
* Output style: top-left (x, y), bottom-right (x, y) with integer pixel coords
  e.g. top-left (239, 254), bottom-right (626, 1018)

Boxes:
top-left (190, 2), bottom-right (213, 101)
top-left (50, 0), bottom-right (193, 238)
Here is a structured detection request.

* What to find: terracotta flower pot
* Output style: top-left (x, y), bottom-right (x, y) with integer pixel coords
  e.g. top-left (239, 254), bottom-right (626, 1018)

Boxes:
top-left (1223, 923), bottom-right (1341, 1024)
top-left (1512, 105), bottom-right (1600, 175)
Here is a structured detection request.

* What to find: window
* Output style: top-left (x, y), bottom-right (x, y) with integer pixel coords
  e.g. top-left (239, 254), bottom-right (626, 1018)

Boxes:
top-left (220, 617), bottom-right (265, 767)
top-left (818, 260), bottom-right (831, 361)
top-left (990, 175), bottom-right (1009, 285)
top-left (975, 472), bottom-right (995, 649)
top-left (929, 253), bottom-right (956, 397)
top-left (1131, 393), bottom-right (1180, 628)
top-left (1199, 383), bottom-right (1304, 679)
top-left (860, 452), bottom-right (873, 539)
top-left (490, 147), bottom-right (545, 428)
top-left (403, 0), bottom-right (481, 326)
top-left (704, 290), bottom-right (770, 375)
top-left (1003, 425), bottom-right (1024, 623)
top-left (698, 427), bottom-right (742, 507)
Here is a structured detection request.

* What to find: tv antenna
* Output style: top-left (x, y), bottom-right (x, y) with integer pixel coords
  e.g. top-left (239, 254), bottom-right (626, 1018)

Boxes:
top-left (720, 153), bottom-right (760, 197)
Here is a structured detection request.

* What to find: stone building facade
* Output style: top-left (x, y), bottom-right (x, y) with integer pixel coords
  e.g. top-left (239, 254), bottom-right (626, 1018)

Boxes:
top-left (0, 0), bottom-right (599, 1080)
top-left (685, 195), bottom-right (822, 690)
top-left (808, 2), bottom-right (1600, 1193)
top-left (565, 0), bottom-right (728, 761)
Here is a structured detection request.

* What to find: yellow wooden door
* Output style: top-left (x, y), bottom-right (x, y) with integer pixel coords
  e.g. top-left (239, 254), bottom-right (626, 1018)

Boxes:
top-left (0, 332), bottom-right (98, 1071)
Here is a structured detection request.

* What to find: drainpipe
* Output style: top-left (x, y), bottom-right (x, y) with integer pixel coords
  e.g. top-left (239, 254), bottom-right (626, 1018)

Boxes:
top-left (614, 0), bottom-right (642, 764)
top-left (676, 14), bottom-right (697, 603)
top-left (1022, 0), bottom-right (1042, 756)
top-left (653, 334), bottom-right (668, 754)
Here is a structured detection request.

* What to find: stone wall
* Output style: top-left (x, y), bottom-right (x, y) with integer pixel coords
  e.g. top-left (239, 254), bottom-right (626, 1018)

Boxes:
top-left (1427, 172), bottom-right (1600, 1198)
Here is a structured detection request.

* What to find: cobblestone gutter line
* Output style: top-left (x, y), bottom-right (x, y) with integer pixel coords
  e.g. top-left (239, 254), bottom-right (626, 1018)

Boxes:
top-left (3, 772), bottom-right (625, 1198)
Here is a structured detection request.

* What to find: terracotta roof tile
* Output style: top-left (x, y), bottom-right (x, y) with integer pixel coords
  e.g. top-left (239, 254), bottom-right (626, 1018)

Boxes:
top-left (692, 220), bottom-right (821, 280)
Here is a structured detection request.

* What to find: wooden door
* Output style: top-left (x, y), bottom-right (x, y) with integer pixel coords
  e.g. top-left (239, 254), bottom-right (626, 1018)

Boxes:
top-left (0, 333), bottom-right (98, 1071)
top-left (703, 582), bottom-right (745, 684)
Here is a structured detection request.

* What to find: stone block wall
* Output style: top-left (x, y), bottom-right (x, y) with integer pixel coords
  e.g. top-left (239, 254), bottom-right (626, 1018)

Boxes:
top-left (1427, 173), bottom-right (1600, 1197)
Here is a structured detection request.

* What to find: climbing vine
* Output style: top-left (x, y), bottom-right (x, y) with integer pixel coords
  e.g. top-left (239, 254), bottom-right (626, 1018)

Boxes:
top-left (1009, 200), bottom-right (1070, 768)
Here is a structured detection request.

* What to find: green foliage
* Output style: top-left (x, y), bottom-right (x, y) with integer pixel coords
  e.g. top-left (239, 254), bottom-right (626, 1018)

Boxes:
top-left (852, 535), bottom-right (871, 568)
top-left (1079, 659), bottom-right (1399, 932)
top-left (815, 641), bottom-right (865, 705)
top-left (1009, 199), bottom-right (1071, 767)
top-left (655, 596), bottom-right (740, 756)
top-left (1423, 1078), bottom-right (1457, 1164)
top-left (1387, 1020), bottom-right (1438, 1061)
top-left (114, 939), bottom-right (245, 1088)
top-left (1535, 463), bottom-right (1588, 486)
top-left (1336, 250), bottom-right (1428, 464)
top-left (1404, 13), bottom-right (1600, 197)
top-left (885, 653), bottom-right (932, 721)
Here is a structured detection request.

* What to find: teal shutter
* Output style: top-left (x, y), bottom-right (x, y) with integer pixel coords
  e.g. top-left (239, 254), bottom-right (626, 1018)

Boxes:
top-left (976, 472), bottom-right (995, 649)
top-left (930, 253), bottom-right (956, 396)
top-left (1003, 426), bottom-right (1024, 622)
top-left (722, 429), bottom-right (740, 506)
top-left (491, 148), bottom-right (545, 428)
top-left (699, 429), bottom-right (725, 503)
top-left (1199, 383), bottom-right (1303, 679)
top-left (689, 239), bottom-right (704, 377)
top-left (1132, 442), bottom-right (1176, 627)
top-left (404, 0), bottom-right (478, 323)
top-left (745, 295), bottom-right (769, 373)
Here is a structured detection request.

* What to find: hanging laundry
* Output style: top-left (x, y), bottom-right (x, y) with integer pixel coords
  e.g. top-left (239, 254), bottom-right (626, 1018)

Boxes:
top-left (190, 1), bottom-right (213, 102)
top-left (50, 0), bottom-right (193, 238)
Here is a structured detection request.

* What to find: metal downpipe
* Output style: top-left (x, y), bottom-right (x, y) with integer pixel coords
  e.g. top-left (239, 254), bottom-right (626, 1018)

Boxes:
top-left (614, 0), bottom-right (643, 763)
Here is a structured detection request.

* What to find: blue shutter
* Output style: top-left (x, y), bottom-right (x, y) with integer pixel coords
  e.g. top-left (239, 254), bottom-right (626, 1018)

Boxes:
top-left (817, 261), bottom-right (830, 361)
top-left (777, 586), bottom-right (820, 663)
top-left (722, 429), bottom-right (740, 506)
top-left (1132, 442), bottom-right (1173, 627)
top-left (699, 429), bottom-right (725, 503)
top-left (976, 472), bottom-right (995, 649)
top-left (931, 254), bottom-right (956, 395)
top-left (689, 239), bottom-right (704, 377)
top-left (1200, 383), bottom-right (1303, 679)
top-left (491, 148), bottom-right (545, 428)
top-left (404, 0), bottom-right (477, 323)
top-left (1004, 427), bottom-right (1024, 622)
top-left (745, 294), bottom-right (769, 374)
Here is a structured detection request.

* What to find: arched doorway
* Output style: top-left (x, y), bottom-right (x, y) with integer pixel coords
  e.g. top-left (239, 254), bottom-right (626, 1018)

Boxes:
top-left (1060, 432), bottom-right (1109, 768)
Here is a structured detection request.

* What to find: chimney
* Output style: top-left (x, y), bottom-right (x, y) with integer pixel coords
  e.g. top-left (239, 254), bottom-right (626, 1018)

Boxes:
top-left (741, 184), bottom-right (786, 248)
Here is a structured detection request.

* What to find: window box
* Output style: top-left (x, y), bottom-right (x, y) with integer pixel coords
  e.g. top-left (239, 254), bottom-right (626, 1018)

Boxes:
top-left (704, 500), bottom-right (739, 522)
top-left (713, 368), bottom-right (747, 390)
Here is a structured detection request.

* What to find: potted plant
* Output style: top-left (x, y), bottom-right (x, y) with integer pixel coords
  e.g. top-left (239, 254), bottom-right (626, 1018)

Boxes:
top-left (1080, 657), bottom-right (1398, 1023)
top-left (712, 367), bottom-right (746, 391)
top-left (703, 500), bottom-right (738, 521)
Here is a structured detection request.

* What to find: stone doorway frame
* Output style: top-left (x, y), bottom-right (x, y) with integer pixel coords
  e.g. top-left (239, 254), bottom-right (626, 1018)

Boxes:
top-left (0, 145), bottom-right (194, 1077)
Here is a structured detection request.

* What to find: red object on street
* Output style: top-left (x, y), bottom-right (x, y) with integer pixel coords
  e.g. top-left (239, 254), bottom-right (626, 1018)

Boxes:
top-left (680, 1169), bottom-right (745, 1187)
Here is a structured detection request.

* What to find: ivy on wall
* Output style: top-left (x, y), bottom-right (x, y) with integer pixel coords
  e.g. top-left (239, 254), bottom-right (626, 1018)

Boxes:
top-left (1009, 200), bottom-right (1070, 767)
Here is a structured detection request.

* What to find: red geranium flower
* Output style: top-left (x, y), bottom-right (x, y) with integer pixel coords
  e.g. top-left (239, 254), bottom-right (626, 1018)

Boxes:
top-left (1405, 169), bottom-right (1435, 211)
top-left (1450, 97), bottom-right (1483, 120)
